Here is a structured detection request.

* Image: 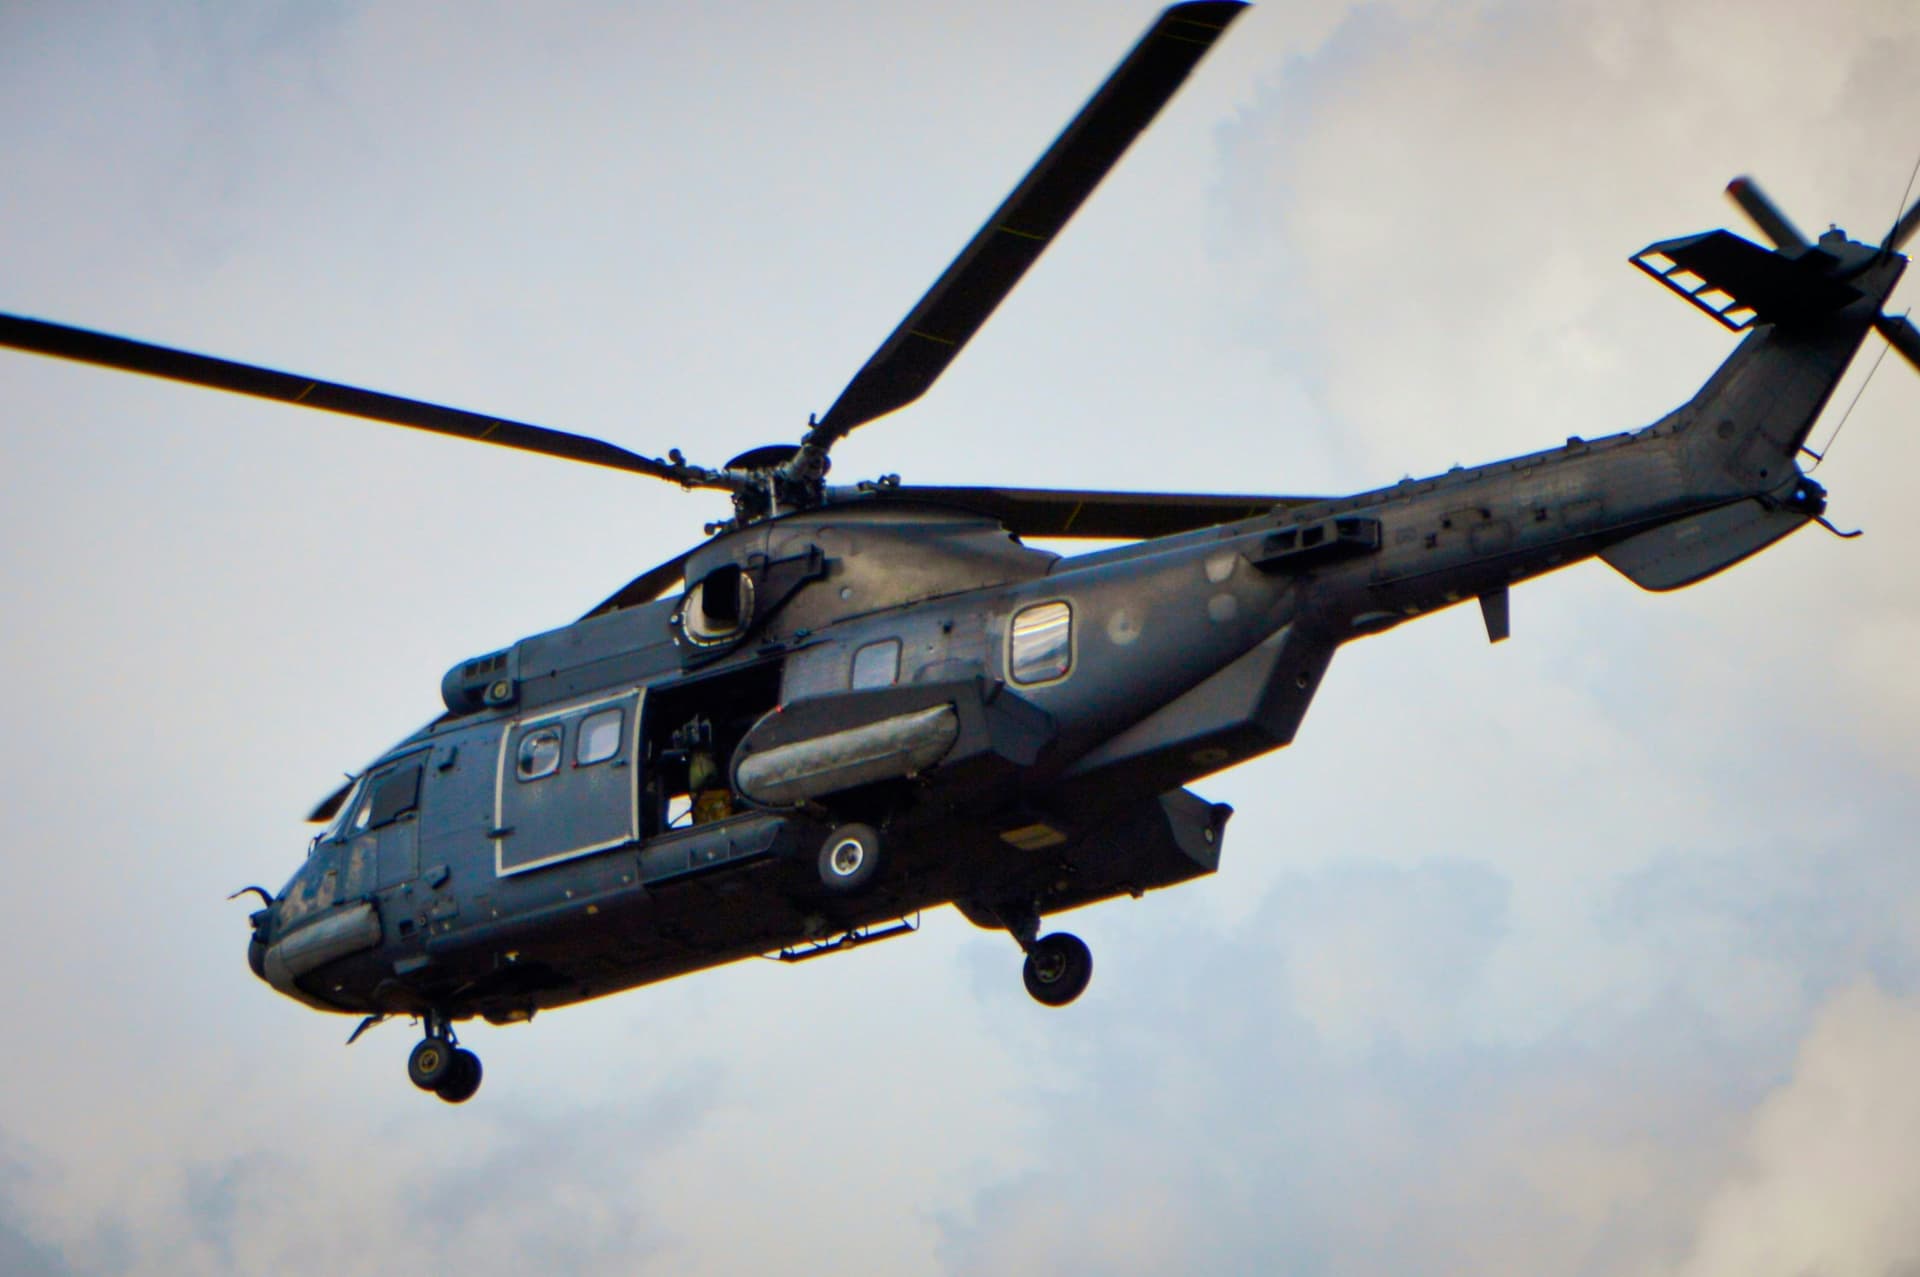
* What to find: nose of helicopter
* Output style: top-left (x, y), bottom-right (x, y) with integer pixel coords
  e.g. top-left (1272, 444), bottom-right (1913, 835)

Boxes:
top-left (246, 908), bottom-right (271, 983)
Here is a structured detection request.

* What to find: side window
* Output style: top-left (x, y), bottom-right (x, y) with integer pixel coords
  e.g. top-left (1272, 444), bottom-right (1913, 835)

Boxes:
top-left (850, 639), bottom-right (901, 690)
top-left (1009, 601), bottom-right (1072, 685)
top-left (516, 727), bottom-right (563, 781)
top-left (353, 764), bottom-right (421, 831)
top-left (577, 708), bottom-right (624, 766)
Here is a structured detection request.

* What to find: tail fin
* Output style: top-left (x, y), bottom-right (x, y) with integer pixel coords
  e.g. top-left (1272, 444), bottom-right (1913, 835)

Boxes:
top-left (1601, 177), bottom-right (1919, 592)
top-left (1631, 175), bottom-right (1914, 477)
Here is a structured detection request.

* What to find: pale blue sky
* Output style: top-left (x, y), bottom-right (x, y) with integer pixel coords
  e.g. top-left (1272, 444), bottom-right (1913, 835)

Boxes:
top-left (1, 2), bottom-right (1918, 1273)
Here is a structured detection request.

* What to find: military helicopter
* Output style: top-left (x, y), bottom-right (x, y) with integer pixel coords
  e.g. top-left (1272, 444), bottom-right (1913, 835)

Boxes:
top-left (4, 0), bottom-right (1918, 1106)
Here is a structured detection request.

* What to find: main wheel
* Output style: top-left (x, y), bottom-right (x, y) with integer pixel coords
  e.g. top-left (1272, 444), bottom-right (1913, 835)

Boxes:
top-left (817, 822), bottom-right (883, 895)
top-left (435, 1048), bottom-right (484, 1104)
top-left (408, 1037), bottom-right (456, 1091)
top-left (1022, 932), bottom-right (1093, 1007)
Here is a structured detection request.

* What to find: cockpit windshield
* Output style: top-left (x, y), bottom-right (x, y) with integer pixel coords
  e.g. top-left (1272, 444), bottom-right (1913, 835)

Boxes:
top-left (317, 775), bottom-right (367, 847)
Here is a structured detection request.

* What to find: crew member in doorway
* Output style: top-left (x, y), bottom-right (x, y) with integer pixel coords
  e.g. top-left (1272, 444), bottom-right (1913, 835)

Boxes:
top-left (689, 741), bottom-right (733, 825)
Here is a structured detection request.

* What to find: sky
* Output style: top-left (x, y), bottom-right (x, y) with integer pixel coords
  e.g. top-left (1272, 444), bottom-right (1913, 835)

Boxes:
top-left (1, 1), bottom-right (1918, 1273)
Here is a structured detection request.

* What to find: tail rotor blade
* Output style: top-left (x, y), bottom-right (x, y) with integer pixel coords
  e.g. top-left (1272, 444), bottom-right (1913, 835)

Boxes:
top-left (1875, 312), bottom-right (1920, 373)
top-left (1726, 176), bottom-right (1811, 254)
top-left (1886, 196), bottom-right (1920, 255)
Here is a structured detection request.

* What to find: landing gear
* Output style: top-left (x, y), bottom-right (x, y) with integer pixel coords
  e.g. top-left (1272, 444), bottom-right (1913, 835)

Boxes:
top-left (407, 1037), bottom-right (457, 1090)
top-left (435, 1049), bottom-right (483, 1104)
top-left (407, 1011), bottom-right (484, 1104)
top-left (1022, 931), bottom-right (1093, 1007)
top-left (984, 902), bottom-right (1094, 1007)
top-left (817, 822), bottom-right (883, 895)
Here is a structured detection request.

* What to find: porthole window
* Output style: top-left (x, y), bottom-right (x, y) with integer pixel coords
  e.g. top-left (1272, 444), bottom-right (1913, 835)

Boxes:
top-left (851, 639), bottom-right (901, 690)
top-left (577, 708), bottom-right (624, 766)
top-left (1010, 600), bottom-right (1072, 685)
top-left (516, 727), bottom-right (563, 781)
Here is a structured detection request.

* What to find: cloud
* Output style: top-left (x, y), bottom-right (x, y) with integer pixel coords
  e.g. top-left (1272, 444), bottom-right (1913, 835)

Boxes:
top-left (1217, 0), bottom-right (1920, 473)
top-left (1670, 984), bottom-right (1920, 1277)
top-left (0, 1085), bottom-right (716, 1277)
top-left (939, 812), bottom-right (1920, 1276)
top-left (1, 1), bottom-right (1918, 1274)
top-left (0, 1145), bottom-right (72, 1277)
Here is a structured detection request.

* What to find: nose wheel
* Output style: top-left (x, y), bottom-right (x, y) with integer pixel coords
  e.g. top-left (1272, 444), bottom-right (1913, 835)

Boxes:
top-left (406, 1012), bottom-right (484, 1104)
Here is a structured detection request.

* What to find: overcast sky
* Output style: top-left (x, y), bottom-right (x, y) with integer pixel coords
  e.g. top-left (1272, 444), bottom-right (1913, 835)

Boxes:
top-left (2, 2), bottom-right (1919, 1274)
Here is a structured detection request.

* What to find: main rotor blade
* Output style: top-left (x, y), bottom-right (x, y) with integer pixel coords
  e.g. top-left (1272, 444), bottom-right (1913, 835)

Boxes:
top-left (1876, 312), bottom-right (1920, 374)
top-left (307, 777), bottom-right (355, 824)
top-left (808, 1), bottom-right (1249, 449)
top-left (0, 313), bottom-right (729, 488)
top-left (1887, 195), bottom-right (1920, 255)
top-left (1725, 176), bottom-right (1810, 254)
top-left (580, 550), bottom-right (696, 619)
top-left (875, 483), bottom-right (1318, 539)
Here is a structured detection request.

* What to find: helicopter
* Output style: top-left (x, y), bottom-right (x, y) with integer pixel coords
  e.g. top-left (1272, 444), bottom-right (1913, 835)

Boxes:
top-left (3, 0), bottom-right (1917, 1107)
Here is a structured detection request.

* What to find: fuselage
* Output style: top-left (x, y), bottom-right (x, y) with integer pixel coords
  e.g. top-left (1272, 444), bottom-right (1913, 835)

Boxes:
top-left (252, 231), bottom-right (1908, 1025)
top-left (248, 304), bottom-right (1858, 1026)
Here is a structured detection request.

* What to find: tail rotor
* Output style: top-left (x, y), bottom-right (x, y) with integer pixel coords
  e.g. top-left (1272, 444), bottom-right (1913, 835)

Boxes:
top-left (1725, 176), bottom-right (1811, 254)
top-left (1871, 186), bottom-right (1920, 373)
top-left (1875, 169), bottom-right (1920, 364)
top-left (1886, 196), bottom-right (1920, 257)
top-left (1875, 310), bottom-right (1920, 370)
top-left (1716, 173), bottom-right (1920, 378)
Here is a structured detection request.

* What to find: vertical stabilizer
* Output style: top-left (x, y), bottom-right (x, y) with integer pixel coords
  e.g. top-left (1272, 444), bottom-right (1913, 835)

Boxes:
top-left (1632, 176), bottom-right (1914, 492)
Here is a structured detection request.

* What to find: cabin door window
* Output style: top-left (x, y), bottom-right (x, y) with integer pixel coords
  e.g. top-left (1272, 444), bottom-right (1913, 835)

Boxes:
top-left (494, 690), bottom-right (641, 876)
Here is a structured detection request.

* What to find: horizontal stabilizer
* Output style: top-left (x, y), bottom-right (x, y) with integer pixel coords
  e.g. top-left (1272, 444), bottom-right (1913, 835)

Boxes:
top-left (1630, 230), bottom-right (1862, 330)
top-left (1601, 499), bottom-right (1810, 592)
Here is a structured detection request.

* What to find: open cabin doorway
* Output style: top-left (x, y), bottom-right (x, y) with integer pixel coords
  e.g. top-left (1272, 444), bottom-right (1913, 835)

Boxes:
top-left (640, 660), bottom-right (784, 838)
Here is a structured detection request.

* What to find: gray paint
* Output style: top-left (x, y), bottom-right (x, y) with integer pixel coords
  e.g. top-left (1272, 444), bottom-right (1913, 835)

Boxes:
top-left (246, 235), bottom-right (1901, 1039)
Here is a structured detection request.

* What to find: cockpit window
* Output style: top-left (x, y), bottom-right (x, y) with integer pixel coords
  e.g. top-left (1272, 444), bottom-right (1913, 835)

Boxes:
top-left (344, 764), bottom-right (422, 834)
top-left (516, 727), bottom-right (563, 781)
top-left (323, 776), bottom-right (366, 843)
top-left (367, 765), bottom-right (421, 828)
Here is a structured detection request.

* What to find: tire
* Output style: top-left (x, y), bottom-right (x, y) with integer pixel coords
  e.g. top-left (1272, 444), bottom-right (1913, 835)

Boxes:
top-left (1022, 932), bottom-right (1093, 1007)
top-left (408, 1037), bottom-right (456, 1091)
top-left (435, 1049), bottom-right (484, 1105)
top-left (817, 822), bottom-right (883, 895)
